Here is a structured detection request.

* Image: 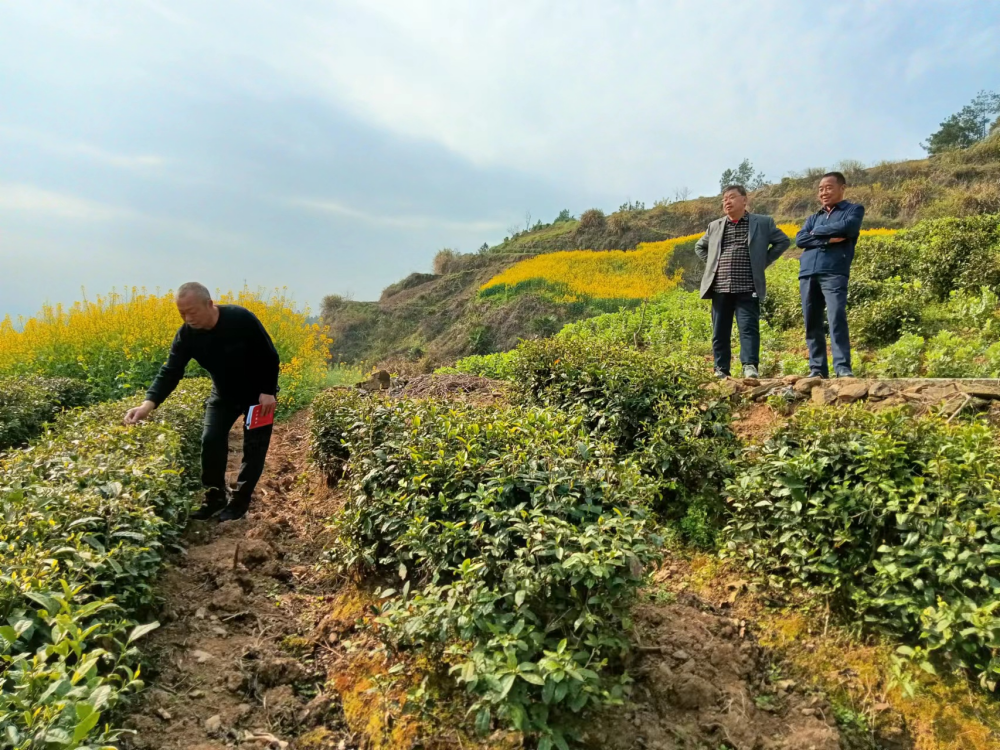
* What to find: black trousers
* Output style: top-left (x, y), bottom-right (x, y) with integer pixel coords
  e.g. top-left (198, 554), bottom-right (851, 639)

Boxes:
top-left (711, 292), bottom-right (760, 375)
top-left (202, 394), bottom-right (273, 505)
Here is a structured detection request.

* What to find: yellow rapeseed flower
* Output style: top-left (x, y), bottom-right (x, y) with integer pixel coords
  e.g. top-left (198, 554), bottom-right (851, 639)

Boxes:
top-left (0, 286), bottom-right (331, 413)
top-left (481, 225), bottom-right (897, 302)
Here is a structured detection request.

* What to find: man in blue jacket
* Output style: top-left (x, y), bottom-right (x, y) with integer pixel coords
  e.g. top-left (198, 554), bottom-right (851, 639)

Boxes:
top-left (795, 172), bottom-right (865, 378)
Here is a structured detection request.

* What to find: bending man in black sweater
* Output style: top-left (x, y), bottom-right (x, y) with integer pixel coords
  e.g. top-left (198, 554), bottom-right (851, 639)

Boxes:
top-left (124, 281), bottom-right (280, 521)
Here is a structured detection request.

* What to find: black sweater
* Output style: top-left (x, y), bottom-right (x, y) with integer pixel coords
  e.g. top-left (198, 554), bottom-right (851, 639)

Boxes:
top-left (146, 305), bottom-right (280, 406)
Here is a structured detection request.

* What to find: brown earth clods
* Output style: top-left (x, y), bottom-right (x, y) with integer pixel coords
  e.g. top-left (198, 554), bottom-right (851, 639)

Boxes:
top-left (588, 596), bottom-right (840, 750)
top-left (118, 402), bottom-right (843, 750)
top-left (390, 373), bottom-right (509, 403)
top-left (119, 412), bottom-right (356, 750)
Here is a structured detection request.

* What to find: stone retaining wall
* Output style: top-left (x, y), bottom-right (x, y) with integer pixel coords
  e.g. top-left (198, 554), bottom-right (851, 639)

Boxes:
top-left (724, 376), bottom-right (1000, 417)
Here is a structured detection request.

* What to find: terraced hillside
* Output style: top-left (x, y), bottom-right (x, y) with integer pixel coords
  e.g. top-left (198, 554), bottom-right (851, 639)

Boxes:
top-left (323, 134), bottom-right (1000, 369)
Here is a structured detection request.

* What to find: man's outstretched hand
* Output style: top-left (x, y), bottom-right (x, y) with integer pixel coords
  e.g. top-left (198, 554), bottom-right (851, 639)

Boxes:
top-left (124, 400), bottom-right (156, 425)
top-left (259, 393), bottom-right (277, 418)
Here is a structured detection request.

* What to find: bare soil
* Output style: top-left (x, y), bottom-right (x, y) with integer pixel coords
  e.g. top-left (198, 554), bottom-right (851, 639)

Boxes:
top-left (586, 595), bottom-right (840, 750)
top-left (117, 407), bottom-right (844, 750)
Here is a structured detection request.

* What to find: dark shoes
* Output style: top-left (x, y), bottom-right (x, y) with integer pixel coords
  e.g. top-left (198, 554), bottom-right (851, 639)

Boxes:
top-left (835, 369), bottom-right (855, 378)
top-left (219, 496), bottom-right (251, 522)
top-left (809, 371), bottom-right (827, 379)
top-left (714, 368), bottom-right (729, 379)
top-left (191, 496), bottom-right (227, 520)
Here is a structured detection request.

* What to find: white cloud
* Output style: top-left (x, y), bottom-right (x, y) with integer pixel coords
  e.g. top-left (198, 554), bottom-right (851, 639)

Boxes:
top-left (288, 196), bottom-right (505, 232)
top-left (0, 182), bottom-right (134, 221)
top-left (0, 127), bottom-right (167, 170)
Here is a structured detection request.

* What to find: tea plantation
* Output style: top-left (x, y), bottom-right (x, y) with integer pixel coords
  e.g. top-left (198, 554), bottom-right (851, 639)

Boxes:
top-left (0, 380), bottom-right (209, 749)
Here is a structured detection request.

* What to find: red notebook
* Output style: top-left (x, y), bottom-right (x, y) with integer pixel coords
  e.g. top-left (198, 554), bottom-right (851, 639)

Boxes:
top-left (246, 404), bottom-right (274, 430)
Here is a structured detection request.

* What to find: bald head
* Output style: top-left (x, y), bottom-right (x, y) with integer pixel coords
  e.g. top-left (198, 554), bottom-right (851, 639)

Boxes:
top-left (175, 282), bottom-right (218, 329)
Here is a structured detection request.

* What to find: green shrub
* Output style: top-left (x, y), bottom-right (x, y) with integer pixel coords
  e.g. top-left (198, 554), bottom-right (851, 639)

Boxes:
top-left (0, 376), bottom-right (92, 451)
top-left (559, 291), bottom-right (712, 355)
top-left (848, 278), bottom-right (926, 348)
top-left (872, 333), bottom-right (926, 378)
top-left (509, 338), bottom-right (735, 522)
top-left (0, 380), bottom-right (209, 747)
top-left (724, 406), bottom-right (1000, 689)
top-left (441, 351), bottom-right (521, 380)
top-left (908, 214), bottom-right (1000, 300)
top-left (312, 392), bottom-right (661, 745)
top-left (923, 330), bottom-right (983, 377)
top-left (759, 258), bottom-right (802, 331)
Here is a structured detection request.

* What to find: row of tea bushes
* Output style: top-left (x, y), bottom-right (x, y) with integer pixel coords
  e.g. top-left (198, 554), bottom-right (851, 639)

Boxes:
top-left (312, 391), bottom-right (662, 749)
top-left (0, 379), bottom-right (209, 749)
top-left (0, 376), bottom-right (92, 451)
top-left (445, 338), bottom-right (737, 544)
top-left (724, 406), bottom-right (1000, 690)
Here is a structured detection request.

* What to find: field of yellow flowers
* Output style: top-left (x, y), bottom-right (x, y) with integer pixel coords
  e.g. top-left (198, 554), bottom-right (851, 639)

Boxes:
top-left (0, 287), bottom-right (331, 414)
top-left (481, 225), bottom-right (895, 302)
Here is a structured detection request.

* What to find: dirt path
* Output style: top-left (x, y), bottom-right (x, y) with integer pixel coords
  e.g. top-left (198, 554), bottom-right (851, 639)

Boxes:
top-left (117, 408), bottom-right (843, 750)
top-left (120, 412), bottom-right (356, 750)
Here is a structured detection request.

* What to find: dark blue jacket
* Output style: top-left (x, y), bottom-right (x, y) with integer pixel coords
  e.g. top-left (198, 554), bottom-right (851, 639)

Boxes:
top-left (796, 200), bottom-right (865, 278)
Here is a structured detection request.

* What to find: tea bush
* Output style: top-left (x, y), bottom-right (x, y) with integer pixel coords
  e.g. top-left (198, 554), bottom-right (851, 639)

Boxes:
top-left (509, 339), bottom-right (735, 527)
top-left (312, 391), bottom-right (662, 747)
top-left (724, 406), bottom-right (1000, 688)
top-left (437, 351), bottom-right (520, 380)
top-left (0, 376), bottom-right (92, 451)
top-left (0, 379), bottom-right (209, 748)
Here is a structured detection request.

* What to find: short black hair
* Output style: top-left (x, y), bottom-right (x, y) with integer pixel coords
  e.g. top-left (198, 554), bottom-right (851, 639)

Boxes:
top-left (722, 184), bottom-right (747, 197)
top-left (822, 171), bottom-right (847, 186)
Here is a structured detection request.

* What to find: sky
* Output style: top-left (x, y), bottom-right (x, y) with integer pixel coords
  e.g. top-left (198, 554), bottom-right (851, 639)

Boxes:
top-left (2, 1), bottom-right (999, 318)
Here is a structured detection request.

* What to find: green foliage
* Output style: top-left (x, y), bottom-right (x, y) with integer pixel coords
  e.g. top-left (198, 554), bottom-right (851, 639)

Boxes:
top-left (0, 377), bottom-right (92, 451)
top-left (759, 258), bottom-right (802, 331)
top-left (442, 351), bottom-right (520, 380)
top-left (558, 291), bottom-right (712, 356)
top-left (0, 380), bottom-right (209, 748)
top-left (923, 90), bottom-right (1000, 155)
top-left (906, 214), bottom-right (1000, 299)
top-left (719, 158), bottom-right (767, 193)
top-left (509, 338), bottom-right (735, 521)
top-left (311, 392), bottom-right (661, 744)
top-left (553, 209), bottom-right (574, 223)
top-left (724, 406), bottom-right (1000, 689)
top-left (872, 333), bottom-right (926, 378)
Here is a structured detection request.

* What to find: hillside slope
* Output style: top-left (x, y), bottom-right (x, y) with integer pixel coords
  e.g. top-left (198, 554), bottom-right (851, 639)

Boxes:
top-left (323, 135), bottom-right (1000, 368)
top-left (322, 253), bottom-right (616, 367)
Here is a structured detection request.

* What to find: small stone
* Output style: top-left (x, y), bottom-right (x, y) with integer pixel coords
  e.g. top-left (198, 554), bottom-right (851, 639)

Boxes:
top-left (794, 376), bottom-right (823, 394)
top-left (751, 384), bottom-right (776, 400)
top-left (960, 383), bottom-right (1000, 400)
top-left (191, 649), bottom-right (215, 664)
top-left (213, 626), bottom-right (228, 637)
top-left (812, 387), bottom-right (836, 405)
top-left (869, 382), bottom-right (895, 399)
top-left (156, 708), bottom-right (173, 721)
top-left (800, 707), bottom-right (817, 716)
top-left (236, 703), bottom-right (253, 718)
top-left (672, 649), bottom-right (690, 661)
top-left (204, 714), bottom-right (223, 733)
top-left (742, 378), bottom-right (760, 387)
top-left (837, 383), bottom-right (869, 403)
top-left (782, 375), bottom-right (801, 384)
top-left (190, 690), bottom-right (206, 699)
top-left (195, 607), bottom-right (207, 619)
